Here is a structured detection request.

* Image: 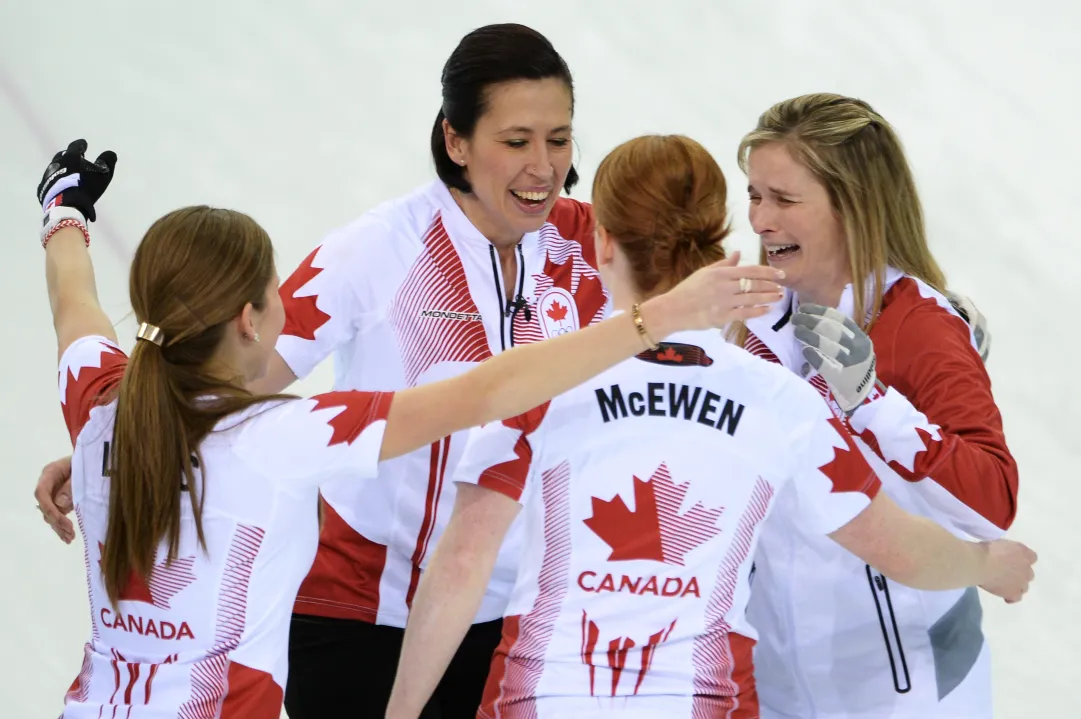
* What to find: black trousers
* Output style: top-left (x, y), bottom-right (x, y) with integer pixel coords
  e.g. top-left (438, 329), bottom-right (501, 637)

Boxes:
top-left (283, 613), bottom-right (504, 718)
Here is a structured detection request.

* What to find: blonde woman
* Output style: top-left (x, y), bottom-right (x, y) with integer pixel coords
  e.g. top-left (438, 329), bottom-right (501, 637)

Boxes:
top-left (739, 93), bottom-right (1018, 719)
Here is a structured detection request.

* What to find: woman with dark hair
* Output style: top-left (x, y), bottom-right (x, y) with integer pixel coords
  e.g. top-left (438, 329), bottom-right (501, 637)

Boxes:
top-left (36, 140), bottom-right (782, 718)
top-left (258, 23), bottom-right (606, 717)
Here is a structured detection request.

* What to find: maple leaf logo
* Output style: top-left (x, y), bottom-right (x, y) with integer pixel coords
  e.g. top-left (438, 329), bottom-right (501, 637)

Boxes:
top-left (657, 347), bottom-right (683, 363)
top-left (310, 390), bottom-right (392, 447)
top-left (546, 300), bottom-right (569, 322)
top-left (98, 543), bottom-right (197, 609)
top-left (634, 342), bottom-right (713, 368)
top-left (541, 252), bottom-right (607, 327)
top-left (583, 463), bottom-right (723, 566)
top-left (279, 247), bottom-right (331, 340)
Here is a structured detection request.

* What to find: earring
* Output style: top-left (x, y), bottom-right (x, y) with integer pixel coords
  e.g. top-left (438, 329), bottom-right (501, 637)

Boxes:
top-left (252, 332), bottom-right (261, 343)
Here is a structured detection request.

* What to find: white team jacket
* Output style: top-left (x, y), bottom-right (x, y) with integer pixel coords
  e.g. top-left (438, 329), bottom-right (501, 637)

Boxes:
top-left (743, 268), bottom-right (1018, 719)
top-left (275, 180), bottom-right (606, 628)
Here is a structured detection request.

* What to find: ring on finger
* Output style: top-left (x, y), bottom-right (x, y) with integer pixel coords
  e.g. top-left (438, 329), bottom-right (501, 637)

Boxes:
top-left (739, 277), bottom-right (752, 294)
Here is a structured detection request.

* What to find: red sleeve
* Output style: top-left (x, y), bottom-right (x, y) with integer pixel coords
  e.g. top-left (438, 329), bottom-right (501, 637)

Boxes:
top-left (856, 300), bottom-right (1018, 530)
top-left (472, 402), bottom-right (551, 501)
top-left (60, 337), bottom-right (128, 446)
top-left (547, 197), bottom-right (596, 266)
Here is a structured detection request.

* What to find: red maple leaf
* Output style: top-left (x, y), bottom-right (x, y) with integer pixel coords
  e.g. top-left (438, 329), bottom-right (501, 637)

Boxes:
top-left (819, 417), bottom-right (878, 494)
top-left (62, 343), bottom-right (126, 444)
top-left (542, 253), bottom-right (607, 327)
top-left (546, 300), bottom-right (569, 322)
top-left (279, 247), bottom-right (331, 340)
top-left (98, 543), bottom-right (197, 609)
top-left (310, 390), bottom-right (393, 447)
top-left (657, 347), bottom-right (683, 363)
top-left (583, 464), bottom-right (723, 566)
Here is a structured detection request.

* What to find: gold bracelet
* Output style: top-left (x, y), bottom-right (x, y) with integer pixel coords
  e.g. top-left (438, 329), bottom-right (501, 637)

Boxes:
top-left (631, 302), bottom-right (659, 350)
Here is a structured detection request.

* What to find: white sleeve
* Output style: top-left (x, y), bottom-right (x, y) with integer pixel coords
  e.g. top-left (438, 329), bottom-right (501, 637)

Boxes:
top-left (58, 335), bottom-right (128, 446)
top-left (453, 402), bottom-right (551, 503)
top-left (784, 385), bottom-right (882, 536)
top-left (275, 217), bottom-right (393, 380)
top-left (237, 390), bottom-right (394, 489)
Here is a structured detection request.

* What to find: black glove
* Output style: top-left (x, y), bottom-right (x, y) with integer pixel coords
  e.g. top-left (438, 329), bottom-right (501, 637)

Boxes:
top-left (37, 139), bottom-right (117, 222)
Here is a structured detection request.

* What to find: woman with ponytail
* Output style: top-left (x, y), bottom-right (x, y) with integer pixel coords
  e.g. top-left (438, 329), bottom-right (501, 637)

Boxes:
top-left (37, 139), bottom-right (783, 717)
top-left (41, 24), bottom-right (605, 717)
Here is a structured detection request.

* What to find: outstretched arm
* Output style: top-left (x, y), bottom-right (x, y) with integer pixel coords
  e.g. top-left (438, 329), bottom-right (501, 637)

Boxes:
top-left (791, 403), bottom-right (1035, 604)
top-left (378, 255), bottom-right (785, 461)
top-left (47, 226), bottom-right (115, 360)
top-left (830, 491), bottom-right (1035, 601)
top-left (38, 140), bottom-right (118, 360)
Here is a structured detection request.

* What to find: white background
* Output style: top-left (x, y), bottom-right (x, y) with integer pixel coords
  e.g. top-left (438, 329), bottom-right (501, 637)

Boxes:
top-left (1, 1), bottom-right (1077, 716)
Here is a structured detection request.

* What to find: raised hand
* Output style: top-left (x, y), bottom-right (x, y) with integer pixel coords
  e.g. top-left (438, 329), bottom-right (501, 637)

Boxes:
top-left (659, 251), bottom-right (786, 331)
top-left (37, 139), bottom-right (117, 227)
top-left (792, 303), bottom-right (878, 415)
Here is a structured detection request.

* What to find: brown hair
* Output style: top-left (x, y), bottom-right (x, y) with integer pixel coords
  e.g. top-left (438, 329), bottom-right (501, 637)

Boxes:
top-left (592, 135), bottom-right (731, 298)
top-left (738, 93), bottom-right (946, 330)
top-left (102, 206), bottom-right (286, 607)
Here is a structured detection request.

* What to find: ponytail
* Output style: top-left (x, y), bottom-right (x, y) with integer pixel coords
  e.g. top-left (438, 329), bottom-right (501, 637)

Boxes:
top-left (100, 206), bottom-right (293, 609)
top-left (101, 339), bottom-right (205, 607)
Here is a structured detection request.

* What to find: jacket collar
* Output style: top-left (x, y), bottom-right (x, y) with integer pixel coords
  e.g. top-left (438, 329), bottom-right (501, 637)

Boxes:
top-left (428, 180), bottom-right (539, 254)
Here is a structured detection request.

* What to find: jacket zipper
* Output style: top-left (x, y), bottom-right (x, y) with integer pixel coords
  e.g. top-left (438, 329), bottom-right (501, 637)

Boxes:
top-left (507, 244), bottom-right (530, 347)
top-left (488, 245), bottom-right (508, 352)
top-left (865, 564), bottom-right (912, 693)
top-left (489, 243), bottom-right (529, 350)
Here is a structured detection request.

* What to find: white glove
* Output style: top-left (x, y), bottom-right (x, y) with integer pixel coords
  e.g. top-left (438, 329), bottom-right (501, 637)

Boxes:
top-left (792, 304), bottom-right (879, 415)
top-left (945, 290), bottom-right (991, 362)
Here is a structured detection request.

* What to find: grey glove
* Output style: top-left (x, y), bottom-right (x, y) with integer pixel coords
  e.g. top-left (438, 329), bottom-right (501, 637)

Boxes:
top-left (792, 304), bottom-right (878, 415)
top-left (945, 290), bottom-right (991, 362)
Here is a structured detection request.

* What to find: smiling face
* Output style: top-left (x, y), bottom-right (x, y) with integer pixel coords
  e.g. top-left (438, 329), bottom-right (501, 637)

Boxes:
top-left (445, 78), bottom-right (574, 246)
top-left (746, 142), bottom-right (851, 307)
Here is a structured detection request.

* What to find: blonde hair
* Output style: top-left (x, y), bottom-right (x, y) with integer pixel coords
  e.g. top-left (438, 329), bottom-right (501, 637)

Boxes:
top-left (738, 93), bottom-right (945, 331)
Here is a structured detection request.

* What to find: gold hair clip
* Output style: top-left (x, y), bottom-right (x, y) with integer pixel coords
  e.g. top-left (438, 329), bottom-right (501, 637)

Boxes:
top-left (136, 322), bottom-right (165, 346)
